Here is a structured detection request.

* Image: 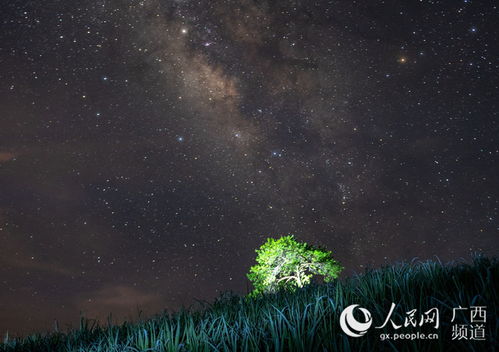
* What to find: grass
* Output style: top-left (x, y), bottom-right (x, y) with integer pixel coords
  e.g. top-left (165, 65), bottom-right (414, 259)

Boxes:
top-left (1, 255), bottom-right (497, 351)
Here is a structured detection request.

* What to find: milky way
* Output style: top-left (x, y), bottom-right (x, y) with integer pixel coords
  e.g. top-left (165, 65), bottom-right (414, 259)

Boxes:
top-left (0, 0), bottom-right (498, 335)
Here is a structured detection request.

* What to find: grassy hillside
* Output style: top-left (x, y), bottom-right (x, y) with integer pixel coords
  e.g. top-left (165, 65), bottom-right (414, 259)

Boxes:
top-left (2, 256), bottom-right (497, 352)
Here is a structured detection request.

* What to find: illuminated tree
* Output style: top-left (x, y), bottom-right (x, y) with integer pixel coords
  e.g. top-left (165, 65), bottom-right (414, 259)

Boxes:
top-left (247, 235), bottom-right (343, 296)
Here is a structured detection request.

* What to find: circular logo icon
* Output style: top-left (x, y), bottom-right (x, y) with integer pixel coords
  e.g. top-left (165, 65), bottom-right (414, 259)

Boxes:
top-left (340, 304), bottom-right (373, 337)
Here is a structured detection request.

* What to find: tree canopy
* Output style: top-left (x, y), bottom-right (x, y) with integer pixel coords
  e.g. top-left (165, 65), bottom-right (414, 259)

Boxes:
top-left (247, 235), bottom-right (343, 296)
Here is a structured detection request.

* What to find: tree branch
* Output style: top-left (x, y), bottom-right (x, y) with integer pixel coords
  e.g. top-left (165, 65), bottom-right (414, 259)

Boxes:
top-left (277, 275), bottom-right (297, 283)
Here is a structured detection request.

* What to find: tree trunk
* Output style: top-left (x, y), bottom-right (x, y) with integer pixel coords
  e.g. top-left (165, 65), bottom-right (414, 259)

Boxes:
top-left (296, 266), bottom-right (303, 287)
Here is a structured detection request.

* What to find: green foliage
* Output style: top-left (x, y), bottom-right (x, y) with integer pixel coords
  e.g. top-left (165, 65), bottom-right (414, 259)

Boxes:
top-left (1, 256), bottom-right (497, 352)
top-left (247, 235), bottom-right (343, 296)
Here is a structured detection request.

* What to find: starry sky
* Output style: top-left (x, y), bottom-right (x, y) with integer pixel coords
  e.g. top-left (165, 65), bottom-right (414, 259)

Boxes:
top-left (1, 0), bottom-right (498, 336)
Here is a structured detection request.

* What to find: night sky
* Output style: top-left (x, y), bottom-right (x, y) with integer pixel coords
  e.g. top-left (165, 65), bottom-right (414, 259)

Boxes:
top-left (1, 0), bottom-right (498, 336)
